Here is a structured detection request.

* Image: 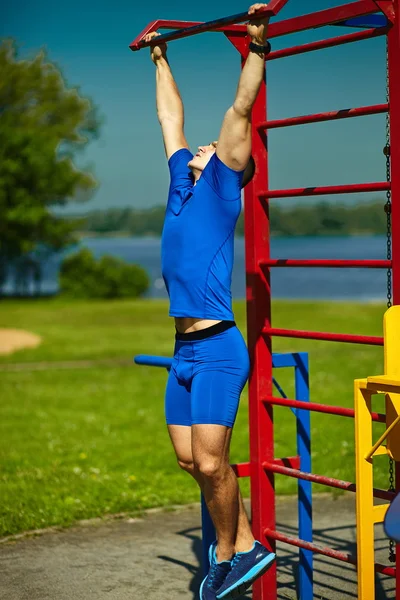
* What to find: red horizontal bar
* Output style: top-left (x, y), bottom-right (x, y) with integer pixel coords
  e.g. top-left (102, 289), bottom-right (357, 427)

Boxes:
top-left (261, 182), bottom-right (390, 199)
top-left (268, 27), bottom-right (387, 61)
top-left (269, 1), bottom-right (384, 38)
top-left (258, 104), bottom-right (388, 130)
top-left (130, 0), bottom-right (288, 51)
top-left (231, 458), bottom-right (301, 477)
top-left (231, 462), bottom-right (250, 478)
top-left (273, 456), bottom-right (301, 470)
top-left (264, 327), bottom-right (384, 346)
top-left (264, 395), bottom-right (386, 423)
top-left (263, 461), bottom-right (395, 502)
top-left (265, 528), bottom-right (396, 577)
top-left (129, 18), bottom-right (244, 51)
top-left (261, 259), bottom-right (391, 269)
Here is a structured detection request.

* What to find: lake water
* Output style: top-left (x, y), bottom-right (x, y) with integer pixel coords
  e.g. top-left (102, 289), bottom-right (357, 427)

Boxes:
top-left (4, 235), bottom-right (390, 302)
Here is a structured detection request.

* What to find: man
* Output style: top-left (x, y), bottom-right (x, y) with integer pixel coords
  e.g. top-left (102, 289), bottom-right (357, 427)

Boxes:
top-left (144, 5), bottom-right (275, 599)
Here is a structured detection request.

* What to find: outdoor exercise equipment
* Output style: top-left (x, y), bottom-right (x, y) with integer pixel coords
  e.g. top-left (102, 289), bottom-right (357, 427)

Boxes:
top-left (132, 2), bottom-right (400, 598)
top-left (355, 305), bottom-right (400, 599)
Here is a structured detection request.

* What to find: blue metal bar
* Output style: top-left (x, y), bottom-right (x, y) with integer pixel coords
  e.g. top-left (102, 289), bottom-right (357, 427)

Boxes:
top-left (272, 354), bottom-right (296, 416)
top-left (134, 355), bottom-right (172, 369)
top-left (272, 353), bottom-right (299, 369)
top-left (294, 353), bottom-right (313, 600)
top-left (333, 14), bottom-right (388, 28)
top-left (272, 376), bottom-right (297, 417)
top-left (272, 377), bottom-right (287, 399)
top-left (201, 495), bottom-right (216, 576)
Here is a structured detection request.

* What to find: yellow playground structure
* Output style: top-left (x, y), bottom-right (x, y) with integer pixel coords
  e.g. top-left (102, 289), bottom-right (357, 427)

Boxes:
top-left (355, 305), bottom-right (400, 599)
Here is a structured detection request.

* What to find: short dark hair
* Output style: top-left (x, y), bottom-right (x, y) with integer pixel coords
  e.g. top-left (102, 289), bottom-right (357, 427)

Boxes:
top-left (241, 156), bottom-right (256, 189)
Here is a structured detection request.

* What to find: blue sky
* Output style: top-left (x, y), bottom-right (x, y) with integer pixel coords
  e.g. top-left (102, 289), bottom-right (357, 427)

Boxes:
top-left (2, 0), bottom-right (389, 213)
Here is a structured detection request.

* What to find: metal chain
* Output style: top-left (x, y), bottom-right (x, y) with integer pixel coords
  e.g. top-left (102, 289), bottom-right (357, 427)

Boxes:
top-left (384, 36), bottom-right (396, 564)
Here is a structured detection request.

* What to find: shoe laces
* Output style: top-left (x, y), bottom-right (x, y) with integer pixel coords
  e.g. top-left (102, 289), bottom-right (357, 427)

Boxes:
top-left (231, 553), bottom-right (243, 569)
top-left (207, 561), bottom-right (229, 590)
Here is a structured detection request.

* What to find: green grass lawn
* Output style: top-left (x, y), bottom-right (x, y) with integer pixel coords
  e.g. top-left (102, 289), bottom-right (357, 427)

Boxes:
top-left (0, 298), bottom-right (392, 536)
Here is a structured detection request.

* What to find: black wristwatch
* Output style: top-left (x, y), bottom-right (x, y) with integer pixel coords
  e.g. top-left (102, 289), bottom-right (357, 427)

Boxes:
top-left (249, 41), bottom-right (272, 55)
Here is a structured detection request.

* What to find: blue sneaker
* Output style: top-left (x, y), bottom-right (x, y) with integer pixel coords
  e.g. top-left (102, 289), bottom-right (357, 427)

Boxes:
top-left (200, 542), bottom-right (231, 600)
top-left (216, 541), bottom-right (276, 599)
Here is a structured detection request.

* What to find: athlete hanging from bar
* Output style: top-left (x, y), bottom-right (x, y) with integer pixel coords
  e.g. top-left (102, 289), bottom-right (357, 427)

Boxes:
top-left (143, 4), bottom-right (274, 599)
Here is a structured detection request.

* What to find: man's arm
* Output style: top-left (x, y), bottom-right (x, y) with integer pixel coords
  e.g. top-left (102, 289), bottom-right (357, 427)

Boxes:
top-left (216, 3), bottom-right (270, 171)
top-left (145, 32), bottom-right (189, 160)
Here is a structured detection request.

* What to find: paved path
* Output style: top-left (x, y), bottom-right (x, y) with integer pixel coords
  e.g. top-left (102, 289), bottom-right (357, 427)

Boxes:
top-left (0, 495), bottom-right (395, 599)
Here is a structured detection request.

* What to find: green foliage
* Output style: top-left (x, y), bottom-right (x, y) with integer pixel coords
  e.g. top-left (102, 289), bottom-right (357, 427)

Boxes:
top-left (59, 248), bottom-right (149, 299)
top-left (78, 201), bottom-right (388, 238)
top-left (0, 39), bottom-right (101, 265)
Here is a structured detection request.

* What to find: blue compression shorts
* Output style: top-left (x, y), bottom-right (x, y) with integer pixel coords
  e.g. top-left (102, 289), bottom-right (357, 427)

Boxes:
top-left (165, 321), bottom-right (250, 428)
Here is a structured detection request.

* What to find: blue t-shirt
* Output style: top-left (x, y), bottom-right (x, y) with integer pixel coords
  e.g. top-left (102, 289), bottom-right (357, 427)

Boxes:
top-left (161, 148), bottom-right (244, 320)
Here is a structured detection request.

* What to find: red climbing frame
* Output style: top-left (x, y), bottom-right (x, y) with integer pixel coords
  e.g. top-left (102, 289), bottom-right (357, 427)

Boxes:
top-left (131, 2), bottom-right (400, 598)
top-left (241, 3), bottom-right (400, 599)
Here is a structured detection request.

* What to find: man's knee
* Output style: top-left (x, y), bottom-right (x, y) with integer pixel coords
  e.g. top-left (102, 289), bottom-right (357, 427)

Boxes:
top-left (177, 459), bottom-right (195, 475)
top-left (194, 456), bottom-right (228, 480)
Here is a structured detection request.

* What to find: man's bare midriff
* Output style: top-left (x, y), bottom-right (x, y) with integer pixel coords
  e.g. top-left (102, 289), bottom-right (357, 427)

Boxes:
top-left (175, 318), bottom-right (222, 335)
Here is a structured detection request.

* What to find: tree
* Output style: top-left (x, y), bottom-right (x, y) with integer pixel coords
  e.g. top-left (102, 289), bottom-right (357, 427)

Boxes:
top-left (59, 249), bottom-right (150, 299)
top-left (0, 39), bottom-right (101, 290)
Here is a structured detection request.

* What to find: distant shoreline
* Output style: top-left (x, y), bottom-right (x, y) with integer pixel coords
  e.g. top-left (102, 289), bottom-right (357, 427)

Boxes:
top-left (70, 201), bottom-right (389, 239)
top-left (75, 231), bottom-right (385, 240)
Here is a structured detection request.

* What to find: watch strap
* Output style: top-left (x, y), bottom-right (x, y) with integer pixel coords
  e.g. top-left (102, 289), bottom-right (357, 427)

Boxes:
top-left (249, 41), bottom-right (272, 55)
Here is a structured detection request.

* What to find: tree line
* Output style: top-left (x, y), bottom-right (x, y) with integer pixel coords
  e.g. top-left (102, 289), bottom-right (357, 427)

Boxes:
top-left (78, 201), bottom-right (389, 238)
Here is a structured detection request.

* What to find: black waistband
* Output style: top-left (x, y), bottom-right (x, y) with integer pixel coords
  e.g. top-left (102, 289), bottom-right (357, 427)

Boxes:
top-left (175, 320), bottom-right (236, 341)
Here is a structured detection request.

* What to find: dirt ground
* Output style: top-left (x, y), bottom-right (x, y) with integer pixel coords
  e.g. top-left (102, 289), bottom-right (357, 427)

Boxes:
top-left (0, 328), bottom-right (42, 355)
top-left (0, 495), bottom-right (396, 600)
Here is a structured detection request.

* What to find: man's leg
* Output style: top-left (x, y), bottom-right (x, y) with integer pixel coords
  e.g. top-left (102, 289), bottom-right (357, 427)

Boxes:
top-left (235, 494), bottom-right (255, 553)
top-left (192, 424), bottom-right (254, 562)
top-left (168, 424), bottom-right (254, 555)
top-left (167, 424), bottom-right (204, 487)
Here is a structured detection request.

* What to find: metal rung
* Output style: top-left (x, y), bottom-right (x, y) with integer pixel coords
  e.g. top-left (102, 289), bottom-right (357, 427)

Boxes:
top-left (261, 259), bottom-right (391, 269)
top-left (261, 182), bottom-right (390, 199)
top-left (258, 104), bottom-right (388, 130)
top-left (265, 528), bottom-right (395, 577)
top-left (268, 27), bottom-right (388, 61)
top-left (264, 395), bottom-right (386, 423)
top-left (264, 327), bottom-right (383, 346)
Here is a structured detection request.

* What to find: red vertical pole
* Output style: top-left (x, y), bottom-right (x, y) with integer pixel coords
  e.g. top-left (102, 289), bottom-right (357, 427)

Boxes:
top-left (226, 31), bottom-right (276, 600)
top-left (245, 61), bottom-right (276, 600)
top-left (387, 2), bottom-right (400, 597)
top-left (389, 1), bottom-right (400, 306)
